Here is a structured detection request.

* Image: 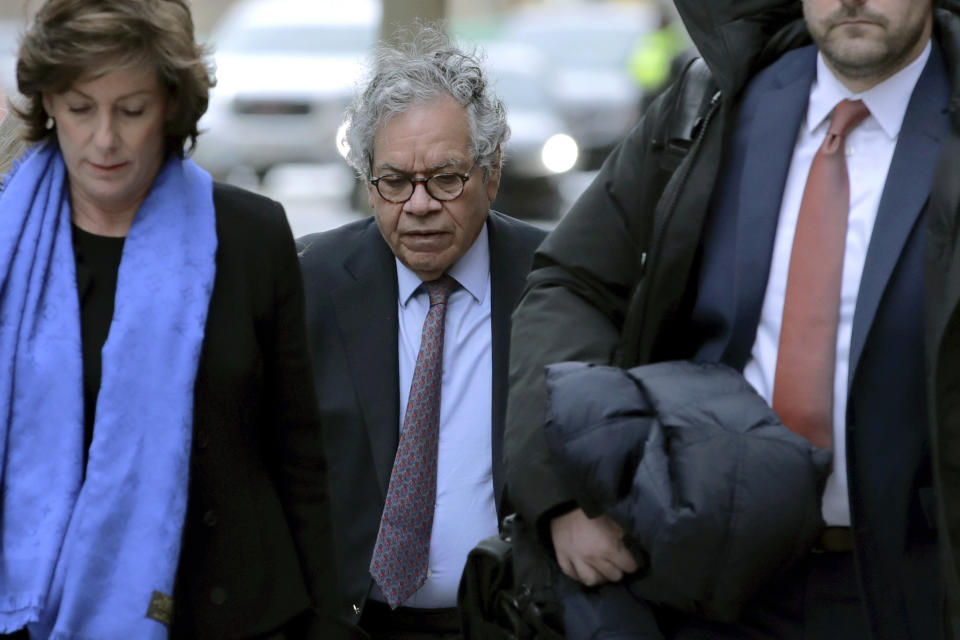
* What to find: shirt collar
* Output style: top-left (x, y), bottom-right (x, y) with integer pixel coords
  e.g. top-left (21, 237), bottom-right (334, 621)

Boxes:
top-left (396, 221), bottom-right (490, 306)
top-left (808, 39), bottom-right (931, 139)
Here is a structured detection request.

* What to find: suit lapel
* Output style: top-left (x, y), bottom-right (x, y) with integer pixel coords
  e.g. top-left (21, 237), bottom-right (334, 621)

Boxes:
top-left (331, 223), bottom-right (400, 498)
top-left (725, 47), bottom-right (816, 368)
top-left (849, 45), bottom-right (950, 384)
top-left (487, 212), bottom-right (525, 516)
top-left (330, 214), bottom-right (527, 506)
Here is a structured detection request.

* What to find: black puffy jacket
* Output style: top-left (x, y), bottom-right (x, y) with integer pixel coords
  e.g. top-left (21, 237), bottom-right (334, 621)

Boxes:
top-left (543, 361), bottom-right (829, 636)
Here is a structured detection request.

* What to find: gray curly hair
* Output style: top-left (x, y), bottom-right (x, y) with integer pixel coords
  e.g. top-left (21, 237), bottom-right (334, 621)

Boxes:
top-left (344, 23), bottom-right (509, 181)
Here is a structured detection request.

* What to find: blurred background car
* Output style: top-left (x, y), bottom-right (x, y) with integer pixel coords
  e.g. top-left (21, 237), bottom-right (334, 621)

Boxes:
top-left (499, 2), bottom-right (657, 169)
top-left (483, 42), bottom-right (578, 220)
top-left (192, 0), bottom-right (380, 182)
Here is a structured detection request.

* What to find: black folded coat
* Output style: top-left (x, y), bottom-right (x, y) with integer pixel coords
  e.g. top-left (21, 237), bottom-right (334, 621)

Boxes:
top-left (543, 360), bottom-right (832, 627)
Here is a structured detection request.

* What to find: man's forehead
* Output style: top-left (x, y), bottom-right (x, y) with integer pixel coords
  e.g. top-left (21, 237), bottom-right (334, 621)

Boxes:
top-left (374, 95), bottom-right (470, 141)
top-left (373, 157), bottom-right (467, 173)
top-left (372, 102), bottom-right (474, 171)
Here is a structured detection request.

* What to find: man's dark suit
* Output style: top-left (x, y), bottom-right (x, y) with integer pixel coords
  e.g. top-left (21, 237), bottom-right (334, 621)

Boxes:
top-left (298, 210), bottom-right (545, 626)
top-left (679, 43), bottom-right (947, 638)
top-left (505, 26), bottom-right (954, 640)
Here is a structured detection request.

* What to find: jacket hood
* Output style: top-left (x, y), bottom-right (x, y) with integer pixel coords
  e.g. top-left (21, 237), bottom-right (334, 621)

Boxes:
top-left (675, 0), bottom-right (960, 126)
top-left (673, 0), bottom-right (805, 98)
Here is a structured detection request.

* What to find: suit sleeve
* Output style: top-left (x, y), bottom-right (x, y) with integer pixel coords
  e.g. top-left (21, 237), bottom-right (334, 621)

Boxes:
top-left (504, 95), bottom-right (673, 531)
top-left (263, 207), bottom-right (354, 635)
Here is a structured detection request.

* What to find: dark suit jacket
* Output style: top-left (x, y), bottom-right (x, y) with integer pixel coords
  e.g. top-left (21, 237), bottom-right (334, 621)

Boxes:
top-left (506, 36), bottom-right (952, 638)
top-left (171, 183), bottom-right (342, 639)
top-left (297, 211), bottom-right (545, 626)
top-left (686, 45), bottom-right (947, 637)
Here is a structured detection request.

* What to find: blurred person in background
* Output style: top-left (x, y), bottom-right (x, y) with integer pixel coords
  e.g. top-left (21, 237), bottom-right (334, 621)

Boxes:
top-left (0, 0), bottom-right (351, 637)
top-left (0, 78), bottom-right (25, 180)
top-left (298, 25), bottom-right (545, 640)
top-left (628, 0), bottom-right (695, 112)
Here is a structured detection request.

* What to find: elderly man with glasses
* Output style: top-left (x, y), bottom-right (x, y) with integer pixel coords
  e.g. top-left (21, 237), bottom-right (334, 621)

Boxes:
top-left (297, 25), bottom-right (545, 640)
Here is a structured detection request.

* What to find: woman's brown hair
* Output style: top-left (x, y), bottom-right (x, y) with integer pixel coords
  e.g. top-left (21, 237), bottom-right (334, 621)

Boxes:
top-left (15, 0), bottom-right (215, 155)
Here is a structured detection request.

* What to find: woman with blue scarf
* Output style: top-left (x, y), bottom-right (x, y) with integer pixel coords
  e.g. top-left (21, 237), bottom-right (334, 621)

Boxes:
top-left (0, 1), bottom-right (351, 638)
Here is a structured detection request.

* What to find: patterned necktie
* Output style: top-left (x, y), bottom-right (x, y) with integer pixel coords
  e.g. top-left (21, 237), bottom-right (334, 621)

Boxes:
top-left (773, 99), bottom-right (870, 449)
top-left (370, 275), bottom-right (457, 609)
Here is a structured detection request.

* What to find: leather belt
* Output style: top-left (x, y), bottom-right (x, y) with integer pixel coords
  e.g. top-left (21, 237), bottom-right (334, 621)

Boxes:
top-left (360, 599), bottom-right (460, 635)
top-left (812, 526), bottom-right (854, 553)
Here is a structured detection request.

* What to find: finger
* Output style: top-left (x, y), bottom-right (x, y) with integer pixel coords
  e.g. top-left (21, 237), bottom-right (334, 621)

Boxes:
top-left (572, 559), bottom-right (606, 587)
top-left (559, 552), bottom-right (589, 583)
top-left (610, 542), bottom-right (640, 574)
top-left (591, 557), bottom-right (624, 583)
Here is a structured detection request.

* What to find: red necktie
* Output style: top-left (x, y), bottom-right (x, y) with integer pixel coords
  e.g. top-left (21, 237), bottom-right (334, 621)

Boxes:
top-left (370, 275), bottom-right (457, 609)
top-left (772, 99), bottom-right (870, 449)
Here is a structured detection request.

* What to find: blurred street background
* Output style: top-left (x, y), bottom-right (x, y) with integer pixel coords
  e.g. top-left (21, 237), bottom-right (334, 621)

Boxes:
top-left (0, 0), bottom-right (690, 235)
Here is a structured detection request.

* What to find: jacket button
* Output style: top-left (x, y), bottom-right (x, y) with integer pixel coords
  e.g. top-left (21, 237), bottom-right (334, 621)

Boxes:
top-left (195, 430), bottom-right (209, 449)
top-left (203, 510), bottom-right (218, 527)
top-left (210, 587), bottom-right (228, 605)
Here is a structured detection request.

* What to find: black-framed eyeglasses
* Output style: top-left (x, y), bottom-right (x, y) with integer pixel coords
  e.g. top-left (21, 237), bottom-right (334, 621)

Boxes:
top-left (370, 163), bottom-right (477, 204)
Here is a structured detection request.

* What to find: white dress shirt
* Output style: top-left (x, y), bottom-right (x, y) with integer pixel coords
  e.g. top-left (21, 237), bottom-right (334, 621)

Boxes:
top-left (369, 222), bottom-right (498, 609)
top-left (742, 41), bottom-right (931, 526)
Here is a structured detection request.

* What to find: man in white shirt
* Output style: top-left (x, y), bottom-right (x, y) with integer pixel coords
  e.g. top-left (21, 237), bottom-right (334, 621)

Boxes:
top-left (298, 25), bottom-right (545, 639)
top-left (505, 0), bottom-right (958, 637)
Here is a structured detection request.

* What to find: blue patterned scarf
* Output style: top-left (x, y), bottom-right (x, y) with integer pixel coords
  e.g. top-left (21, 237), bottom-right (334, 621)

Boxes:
top-left (0, 143), bottom-right (217, 639)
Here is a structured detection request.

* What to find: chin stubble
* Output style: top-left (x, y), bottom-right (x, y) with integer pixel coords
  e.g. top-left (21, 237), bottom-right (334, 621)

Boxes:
top-left (817, 10), bottom-right (927, 82)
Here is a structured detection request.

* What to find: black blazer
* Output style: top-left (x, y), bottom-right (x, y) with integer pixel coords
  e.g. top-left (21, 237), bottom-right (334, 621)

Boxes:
top-left (171, 183), bottom-right (342, 638)
top-left (297, 211), bottom-right (545, 626)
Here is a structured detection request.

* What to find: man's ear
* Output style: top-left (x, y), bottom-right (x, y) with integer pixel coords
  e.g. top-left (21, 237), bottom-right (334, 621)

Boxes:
top-left (485, 145), bottom-right (502, 202)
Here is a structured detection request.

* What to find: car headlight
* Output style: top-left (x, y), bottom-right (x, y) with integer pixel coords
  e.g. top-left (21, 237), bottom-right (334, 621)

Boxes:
top-left (336, 121), bottom-right (350, 159)
top-left (541, 133), bottom-right (578, 174)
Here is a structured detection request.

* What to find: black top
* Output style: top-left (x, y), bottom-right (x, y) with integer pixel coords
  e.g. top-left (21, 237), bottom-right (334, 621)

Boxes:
top-left (71, 224), bottom-right (124, 458)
